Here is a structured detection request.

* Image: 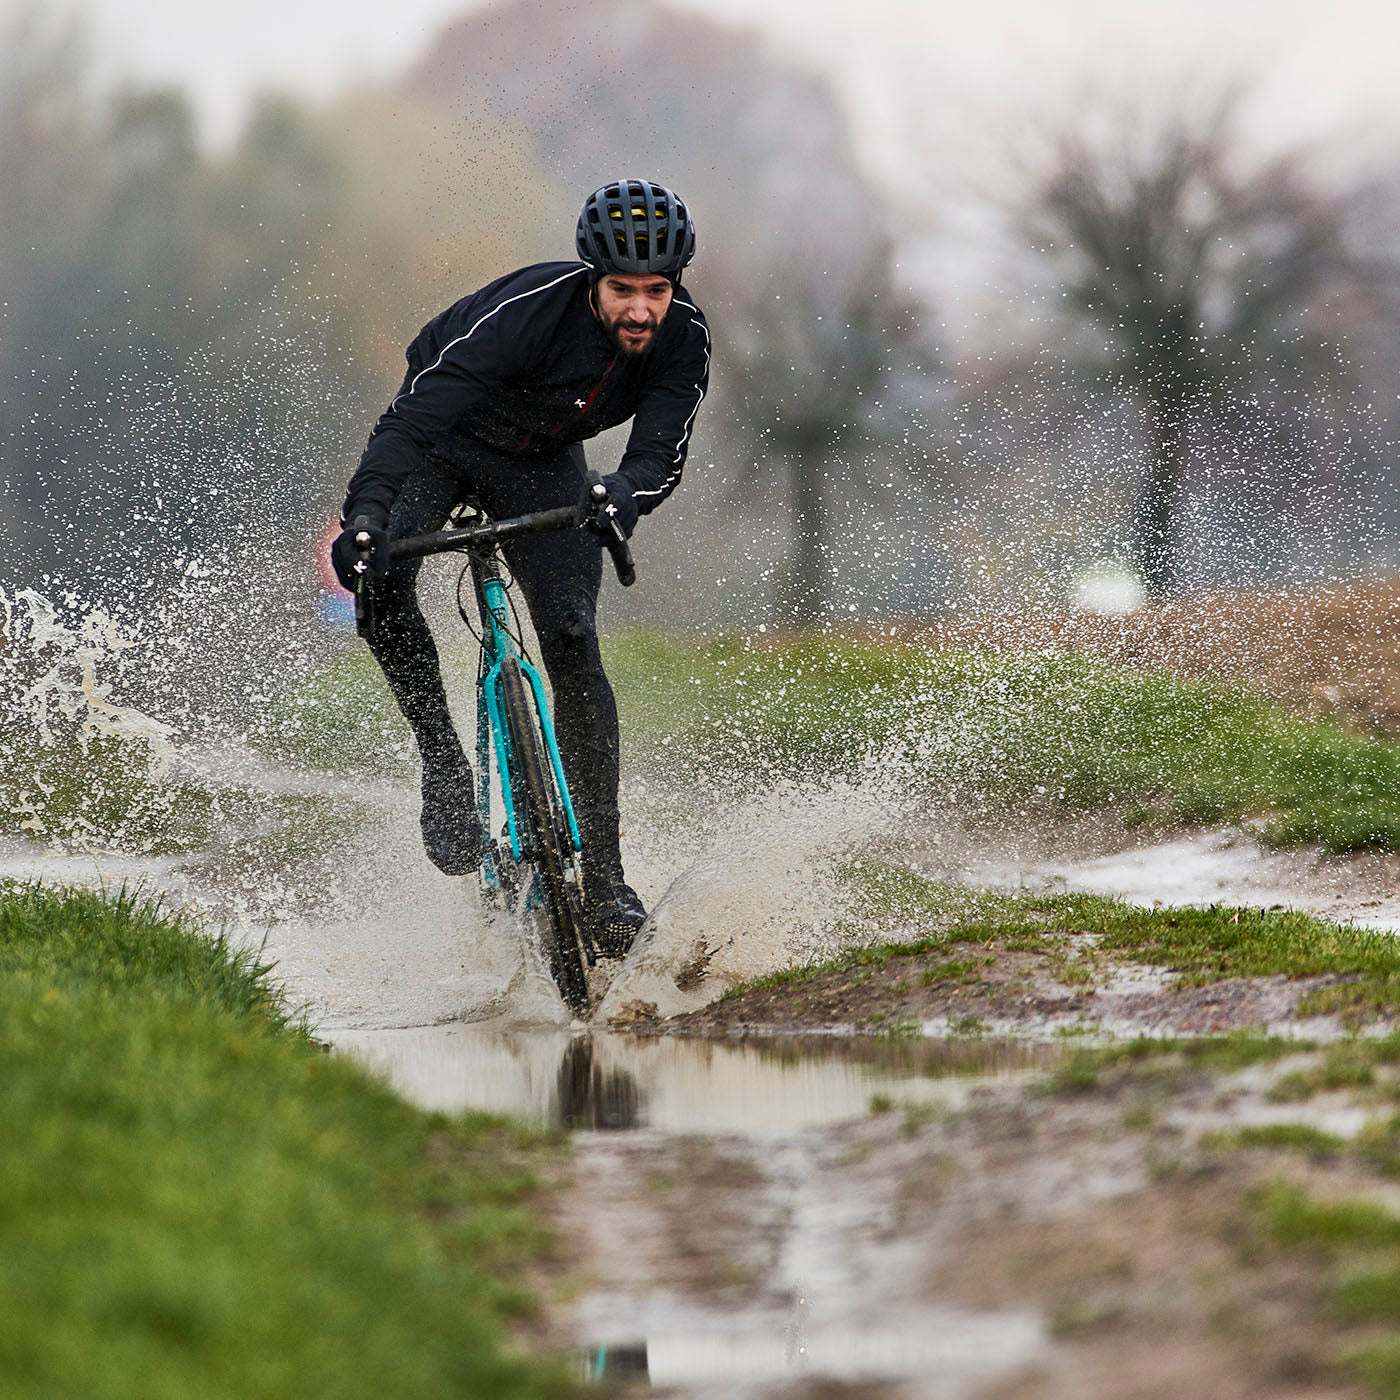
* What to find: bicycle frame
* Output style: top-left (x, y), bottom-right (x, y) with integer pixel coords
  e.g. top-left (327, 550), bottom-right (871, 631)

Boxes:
top-left (469, 548), bottom-right (582, 895)
top-left (354, 482), bottom-right (631, 888)
top-left (352, 486), bottom-right (635, 1009)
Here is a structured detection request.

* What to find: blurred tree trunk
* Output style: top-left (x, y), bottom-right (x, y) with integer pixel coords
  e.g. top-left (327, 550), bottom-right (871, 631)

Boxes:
top-left (1134, 398), bottom-right (1188, 596)
top-left (1024, 90), bottom-right (1361, 597)
top-left (788, 436), bottom-right (828, 622)
top-left (728, 274), bottom-right (916, 621)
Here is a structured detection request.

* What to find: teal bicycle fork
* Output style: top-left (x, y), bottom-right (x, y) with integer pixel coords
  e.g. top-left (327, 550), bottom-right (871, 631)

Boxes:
top-left (472, 560), bottom-right (583, 898)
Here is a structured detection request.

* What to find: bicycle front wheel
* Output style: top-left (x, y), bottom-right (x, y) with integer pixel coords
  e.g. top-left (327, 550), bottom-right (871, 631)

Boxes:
top-left (498, 657), bottom-right (591, 1014)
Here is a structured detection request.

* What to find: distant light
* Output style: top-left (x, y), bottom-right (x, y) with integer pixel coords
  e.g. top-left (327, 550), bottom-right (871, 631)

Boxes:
top-left (1068, 560), bottom-right (1147, 614)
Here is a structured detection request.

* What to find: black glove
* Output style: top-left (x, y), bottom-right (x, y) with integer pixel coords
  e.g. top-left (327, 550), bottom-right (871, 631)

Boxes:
top-left (330, 516), bottom-right (389, 591)
top-left (585, 472), bottom-right (639, 541)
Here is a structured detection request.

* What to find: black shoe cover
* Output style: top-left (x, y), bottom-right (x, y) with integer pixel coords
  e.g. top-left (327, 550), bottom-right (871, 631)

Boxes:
top-left (420, 762), bottom-right (484, 875)
top-left (586, 880), bottom-right (646, 960)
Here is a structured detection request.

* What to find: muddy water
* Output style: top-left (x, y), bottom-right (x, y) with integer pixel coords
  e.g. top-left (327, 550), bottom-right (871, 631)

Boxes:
top-left (329, 1024), bottom-right (1061, 1396)
top-left (326, 1024), bottom-right (1059, 1134)
top-left (962, 825), bottom-right (1400, 935)
top-left (580, 1302), bottom-right (1045, 1396)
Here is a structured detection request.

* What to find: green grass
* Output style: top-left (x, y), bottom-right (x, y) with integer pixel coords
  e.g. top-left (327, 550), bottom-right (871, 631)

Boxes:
top-left (0, 727), bottom-right (193, 851)
top-left (0, 882), bottom-right (573, 1400)
top-left (18, 624), bottom-right (1400, 859)
top-left (244, 642), bottom-right (414, 780)
top-left (1254, 1178), bottom-right (1400, 1250)
top-left (1268, 1038), bottom-right (1400, 1100)
top-left (718, 858), bottom-right (1400, 1024)
top-left (0, 706), bottom-right (376, 865)
top-left (1040, 1032), bottom-right (1309, 1093)
top-left (602, 632), bottom-right (1400, 855)
top-left (712, 930), bottom-right (958, 1002)
top-left (1252, 1180), bottom-right (1400, 1394)
top-left (1203, 1124), bottom-right (1348, 1156)
top-left (179, 628), bottom-right (1400, 861)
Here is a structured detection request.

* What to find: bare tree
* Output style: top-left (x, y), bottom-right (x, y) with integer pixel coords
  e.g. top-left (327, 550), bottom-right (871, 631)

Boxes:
top-left (1025, 91), bottom-right (1359, 595)
top-left (722, 250), bottom-right (918, 620)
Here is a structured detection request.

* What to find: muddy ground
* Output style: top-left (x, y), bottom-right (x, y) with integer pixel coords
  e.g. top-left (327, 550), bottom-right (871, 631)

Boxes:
top-left (603, 814), bottom-right (1400, 1042)
top-left (544, 1033), bottom-right (1397, 1398)
top-left (884, 576), bottom-right (1400, 739)
top-left (540, 580), bottom-right (1400, 1399)
top-left (653, 941), bottom-right (1352, 1042)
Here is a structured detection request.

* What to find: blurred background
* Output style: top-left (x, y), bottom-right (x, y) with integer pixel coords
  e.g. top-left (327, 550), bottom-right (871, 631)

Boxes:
top-left (4, 0), bottom-right (1399, 725)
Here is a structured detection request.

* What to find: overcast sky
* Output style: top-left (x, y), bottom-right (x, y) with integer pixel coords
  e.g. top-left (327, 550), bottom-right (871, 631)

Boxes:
top-left (65, 0), bottom-right (1400, 177)
top-left (52, 0), bottom-right (1400, 337)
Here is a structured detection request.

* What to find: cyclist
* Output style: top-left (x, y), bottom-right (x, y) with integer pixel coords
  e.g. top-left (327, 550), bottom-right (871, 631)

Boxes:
top-left (329, 180), bottom-right (710, 956)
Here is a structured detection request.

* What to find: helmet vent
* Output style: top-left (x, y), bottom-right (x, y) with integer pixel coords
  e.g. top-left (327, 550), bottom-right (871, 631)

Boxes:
top-left (576, 179), bottom-right (696, 276)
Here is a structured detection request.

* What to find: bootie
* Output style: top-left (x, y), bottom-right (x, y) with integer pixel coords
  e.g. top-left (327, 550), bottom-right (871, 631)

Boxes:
top-left (420, 759), bottom-right (484, 875)
top-left (584, 876), bottom-right (646, 960)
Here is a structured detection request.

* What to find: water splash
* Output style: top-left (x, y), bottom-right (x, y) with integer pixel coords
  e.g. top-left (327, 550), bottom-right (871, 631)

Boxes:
top-left (3, 587), bottom-right (176, 757)
top-left (599, 779), bottom-right (894, 1021)
top-left (0, 587), bottom-right (182, 850)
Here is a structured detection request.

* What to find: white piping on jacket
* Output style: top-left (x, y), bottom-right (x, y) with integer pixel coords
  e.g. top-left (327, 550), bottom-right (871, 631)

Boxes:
top-left (385, 264), bottom-right (591, 417)
top-left (631, 299), bottom-right (710, 502)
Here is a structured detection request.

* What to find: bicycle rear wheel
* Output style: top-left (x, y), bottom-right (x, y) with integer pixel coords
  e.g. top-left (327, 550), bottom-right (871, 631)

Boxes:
top-left (498, 657), bottom-right (592, 1014)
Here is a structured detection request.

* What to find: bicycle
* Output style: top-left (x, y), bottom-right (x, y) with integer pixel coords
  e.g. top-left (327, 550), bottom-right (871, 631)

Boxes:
top-left (348, 478), bottom-right (635, 1016)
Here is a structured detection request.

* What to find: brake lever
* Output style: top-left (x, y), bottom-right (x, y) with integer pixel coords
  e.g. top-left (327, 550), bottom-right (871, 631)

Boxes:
top-left (350, 516), bottom-right (377, 633)
top-left (588, 482), bottom-right (636, 588)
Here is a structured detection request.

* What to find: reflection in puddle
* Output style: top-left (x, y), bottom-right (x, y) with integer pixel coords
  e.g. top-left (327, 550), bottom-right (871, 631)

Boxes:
top-left (581, 1308), bottom-right (1044, 1393)
top-left (327, 1024), bottom-right (1060, 1135)
top-left (327, 1025), bottom-right (1063, 1394)
top-left (556, 1036), bottom-right (644, 1130)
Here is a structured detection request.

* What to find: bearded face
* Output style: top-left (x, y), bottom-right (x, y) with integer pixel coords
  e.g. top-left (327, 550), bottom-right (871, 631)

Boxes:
top-left (592, 273), bottom-right (674, 356)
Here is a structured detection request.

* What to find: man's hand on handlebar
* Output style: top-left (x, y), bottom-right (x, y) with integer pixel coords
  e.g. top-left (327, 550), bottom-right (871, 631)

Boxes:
top-left (330, 516), bottom-right (390, 591)
top-left (584, 472), bottom-right (639, 541)
top-left (579, 472), bottom-right (637, 586)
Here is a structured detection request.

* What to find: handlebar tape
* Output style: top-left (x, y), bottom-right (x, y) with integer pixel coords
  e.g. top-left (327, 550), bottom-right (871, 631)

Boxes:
top-left (384, 504), bottom-right (635, 586)
top-left (604, 531), bottom-right (636, 587)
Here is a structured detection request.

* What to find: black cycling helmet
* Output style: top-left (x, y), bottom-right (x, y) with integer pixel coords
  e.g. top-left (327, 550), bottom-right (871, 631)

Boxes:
top-left (575, 180), bottom-right (696, 277)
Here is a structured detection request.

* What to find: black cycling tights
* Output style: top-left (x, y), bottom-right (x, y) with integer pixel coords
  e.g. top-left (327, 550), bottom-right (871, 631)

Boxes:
top-left (358, 440), bottom-right (624, 879)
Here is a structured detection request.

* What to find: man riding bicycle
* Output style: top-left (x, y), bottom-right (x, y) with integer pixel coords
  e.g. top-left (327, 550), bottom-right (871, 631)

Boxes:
top-left (329, 180), bottom-right (710, 955)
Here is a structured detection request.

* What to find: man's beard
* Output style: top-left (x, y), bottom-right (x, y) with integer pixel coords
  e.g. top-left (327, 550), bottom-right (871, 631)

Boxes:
top-left (599, 310), bottom-right (661, 357)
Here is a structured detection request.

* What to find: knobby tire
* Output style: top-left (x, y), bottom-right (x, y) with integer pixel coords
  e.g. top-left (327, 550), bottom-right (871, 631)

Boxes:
top-left (499, 658), bottom-right (591, 1014)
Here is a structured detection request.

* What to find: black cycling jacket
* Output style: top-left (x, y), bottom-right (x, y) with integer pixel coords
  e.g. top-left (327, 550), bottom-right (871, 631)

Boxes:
top-left (342, 261), bottom-right (711, 528)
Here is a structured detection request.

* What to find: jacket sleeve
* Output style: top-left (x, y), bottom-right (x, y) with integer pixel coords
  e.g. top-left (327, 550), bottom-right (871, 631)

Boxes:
top-left (616, 305), bottom-right (711, 515)
top-left (340, 303), bottom-right (530, 527)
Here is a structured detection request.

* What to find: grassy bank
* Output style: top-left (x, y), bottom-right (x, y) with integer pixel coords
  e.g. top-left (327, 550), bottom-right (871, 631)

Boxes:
top-left (0, 715), bottom-right (368, 867)
top-left (239, 627), bottom-right (1400, 857)
top-left (701, 859), bottom-right (1400, 1028)
top-left (11, 617), bottom-right (1400, 859)
top-left (0, 882), bottom-right (573, 1400)
top-left (602, 632), bottom-right (1400, 854)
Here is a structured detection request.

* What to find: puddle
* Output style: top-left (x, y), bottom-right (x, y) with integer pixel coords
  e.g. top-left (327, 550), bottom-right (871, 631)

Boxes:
top-left (323, 1026), bottom-right (1066, 1394)
top-left (578, 1306), bottom-right (1045, 1395)
top-left (967, 827), bottom-right (1400, 935)
top-left (326, 1025), bottom-right (1061, 1134)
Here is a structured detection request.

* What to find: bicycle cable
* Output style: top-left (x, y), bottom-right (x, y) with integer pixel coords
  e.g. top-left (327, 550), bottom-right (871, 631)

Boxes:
top-left (454, 565), bottom-right (485, 646)
top-left (454, 555), bottom-right (539, 670)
